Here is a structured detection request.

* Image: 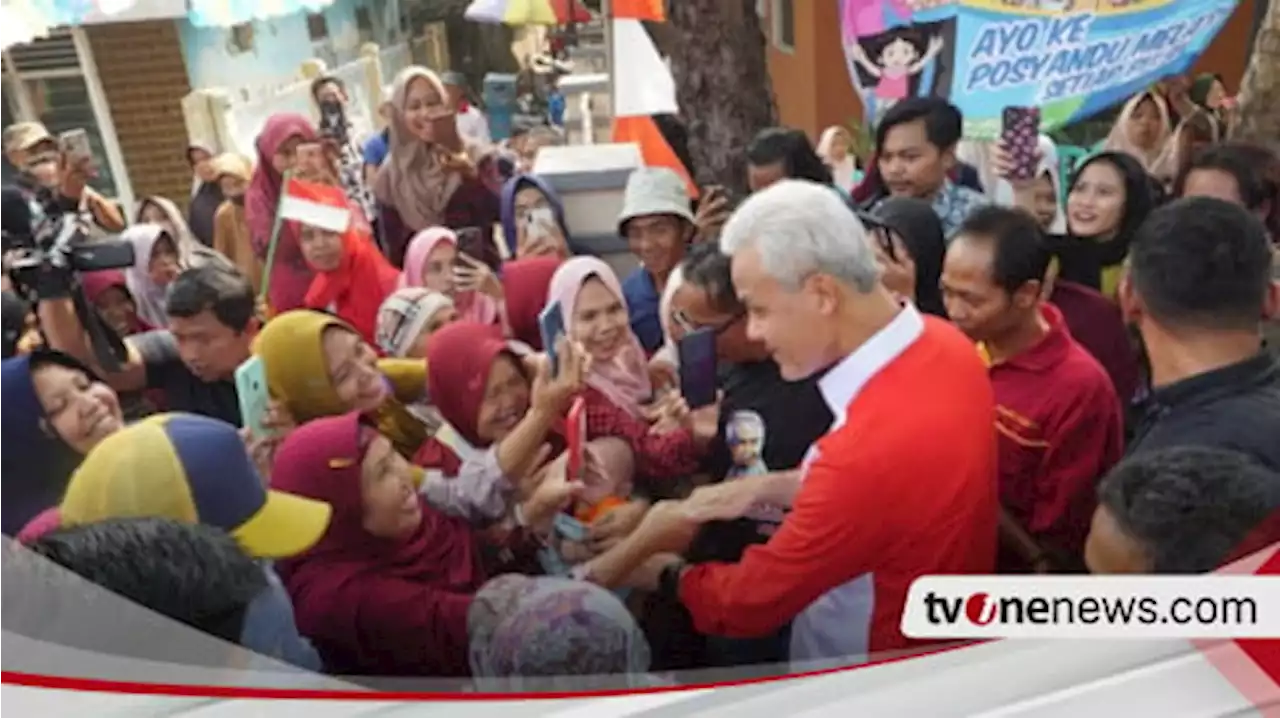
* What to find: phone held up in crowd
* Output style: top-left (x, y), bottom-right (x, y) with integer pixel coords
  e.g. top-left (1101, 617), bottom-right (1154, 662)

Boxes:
top-left (317, 99), bottom-right (349, 147)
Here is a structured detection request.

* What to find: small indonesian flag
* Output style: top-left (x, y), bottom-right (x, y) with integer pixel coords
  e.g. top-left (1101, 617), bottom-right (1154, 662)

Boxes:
top-left (279, 177), bottom-right (351, 233)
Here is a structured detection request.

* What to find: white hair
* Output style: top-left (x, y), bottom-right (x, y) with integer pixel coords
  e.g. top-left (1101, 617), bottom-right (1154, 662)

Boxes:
top-left (718, 180), bottom-right (880, 292)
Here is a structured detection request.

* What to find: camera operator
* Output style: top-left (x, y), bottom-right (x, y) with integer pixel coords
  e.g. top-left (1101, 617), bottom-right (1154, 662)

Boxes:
top-left (37, 263), bottom-right (258, 427)
top-left (2, 122), bottom-right (124, 243)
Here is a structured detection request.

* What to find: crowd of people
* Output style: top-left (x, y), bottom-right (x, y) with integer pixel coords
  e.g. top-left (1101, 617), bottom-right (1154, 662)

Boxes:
top-left (2, 61), bottom-right (1279, 688)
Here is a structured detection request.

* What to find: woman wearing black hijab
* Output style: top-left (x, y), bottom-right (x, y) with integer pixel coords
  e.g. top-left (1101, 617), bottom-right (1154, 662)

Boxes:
top-left (866, 197), bottom-right (949, 317)
top-left (1051, 151), bottom-right (1157, 298)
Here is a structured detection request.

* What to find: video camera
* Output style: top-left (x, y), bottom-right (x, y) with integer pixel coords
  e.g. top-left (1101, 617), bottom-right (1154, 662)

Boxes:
top-left (2, 185), bottom-right (135, 370)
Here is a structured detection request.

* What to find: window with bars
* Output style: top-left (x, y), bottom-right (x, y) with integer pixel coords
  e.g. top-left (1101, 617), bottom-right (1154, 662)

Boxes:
top-left (3, 32), bottom-right (118, 198)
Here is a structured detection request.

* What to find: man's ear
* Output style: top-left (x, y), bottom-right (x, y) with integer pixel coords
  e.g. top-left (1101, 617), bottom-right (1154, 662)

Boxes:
top-left (1117, 270), bottom-right (1143, 324)
top-left (940, 144), bottom-right (958, 174)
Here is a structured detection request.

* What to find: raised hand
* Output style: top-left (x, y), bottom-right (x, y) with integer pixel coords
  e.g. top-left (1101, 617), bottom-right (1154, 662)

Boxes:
top-left (452, 253), bottom-right (503, 300)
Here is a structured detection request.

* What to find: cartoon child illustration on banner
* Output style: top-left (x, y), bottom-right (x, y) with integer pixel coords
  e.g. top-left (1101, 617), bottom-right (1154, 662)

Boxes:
top-left (849, 29), bottom-right (947, 124)
top-left (841, 0), bottom-right (960, 126)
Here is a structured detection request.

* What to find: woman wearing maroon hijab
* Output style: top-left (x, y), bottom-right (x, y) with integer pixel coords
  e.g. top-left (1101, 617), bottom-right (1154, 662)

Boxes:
top-left (499, 256), bottom-right (562, 349)
top-left (244, 113), bottom-right (319, 313)
top-left (271, 412), bottom-right (580, 676)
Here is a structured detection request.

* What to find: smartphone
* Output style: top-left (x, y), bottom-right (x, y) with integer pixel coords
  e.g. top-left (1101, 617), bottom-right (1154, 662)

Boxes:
top-left (565, 396), bottom-right (586, 480)
top-left (455, 226), bottom-right (500, 271)
top-left (317, 99), bottom-right (348, 144)
top-left (58, 129), bottom-right (92, 165)
top-left (677, 327), bottom-right (718, 409)
top-left (875, 226), bottom-right (898, 263)
top-left (1001, 106), bottom-right (1042, 181)
top-left (428, 109), bottom-right (462, 152)
top-left (538, 300), bottom-right (565, 374)
top-left (234, 355), bottom-right (271, 439)
top-left (526, 206), bottom-right (556, 237)
top-left (703, 184), bottom-right (739, 210)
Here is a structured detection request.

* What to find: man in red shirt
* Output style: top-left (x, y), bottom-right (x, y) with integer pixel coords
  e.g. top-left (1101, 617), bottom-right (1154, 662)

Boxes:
top-left (575, 180), bottom-right (998, 668)
top-left (941, 206), bottom-right (1124, 572)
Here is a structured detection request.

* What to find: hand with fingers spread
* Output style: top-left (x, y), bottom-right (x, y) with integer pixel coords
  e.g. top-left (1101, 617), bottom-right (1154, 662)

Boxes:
top-left (452, 253), bottom-right (503, 300)
top-left (527, 336), bottom-right (590, 420)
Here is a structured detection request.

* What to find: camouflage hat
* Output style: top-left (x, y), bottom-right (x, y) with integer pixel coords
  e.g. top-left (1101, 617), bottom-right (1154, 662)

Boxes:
top-left (3, 122), bottom-right (54, 153)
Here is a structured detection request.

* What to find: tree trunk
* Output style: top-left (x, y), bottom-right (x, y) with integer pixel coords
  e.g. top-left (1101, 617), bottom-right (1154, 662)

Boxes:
top-left (1232, 0), bottom-right (1280, 143)
top-left (667, 0), bottom-right (777, 195)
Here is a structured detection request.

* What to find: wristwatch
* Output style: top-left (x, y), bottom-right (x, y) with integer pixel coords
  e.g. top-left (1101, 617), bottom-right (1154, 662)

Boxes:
top-left (659, 559), bottom-right (687, 602)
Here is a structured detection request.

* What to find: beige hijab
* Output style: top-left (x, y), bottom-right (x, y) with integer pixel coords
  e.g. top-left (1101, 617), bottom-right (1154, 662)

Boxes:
top-left (374, 67), bottom-right (464, 232)
top-left (1103, 91), bottom-right (1173, 173)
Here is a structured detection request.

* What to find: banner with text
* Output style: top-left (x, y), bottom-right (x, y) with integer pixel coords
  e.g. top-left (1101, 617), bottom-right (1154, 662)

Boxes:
top-left (840, 0), bottom-right (1240, 138)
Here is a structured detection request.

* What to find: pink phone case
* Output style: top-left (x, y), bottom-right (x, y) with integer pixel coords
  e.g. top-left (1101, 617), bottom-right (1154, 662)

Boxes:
top-left (1001, 107), bottom-right (1041, 181)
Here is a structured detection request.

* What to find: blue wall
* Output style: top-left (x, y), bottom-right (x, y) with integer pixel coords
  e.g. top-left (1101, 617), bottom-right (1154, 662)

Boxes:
top-left (178, 0), bottom-right (389, 93)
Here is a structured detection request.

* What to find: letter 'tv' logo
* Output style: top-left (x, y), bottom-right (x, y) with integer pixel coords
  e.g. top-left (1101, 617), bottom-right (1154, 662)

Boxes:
top-left (965, 592), bottom-right (997, 626)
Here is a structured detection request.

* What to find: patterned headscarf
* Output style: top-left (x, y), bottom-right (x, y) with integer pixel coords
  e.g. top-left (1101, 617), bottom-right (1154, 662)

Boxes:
top-left (467, 574), bottom-right (651, 690)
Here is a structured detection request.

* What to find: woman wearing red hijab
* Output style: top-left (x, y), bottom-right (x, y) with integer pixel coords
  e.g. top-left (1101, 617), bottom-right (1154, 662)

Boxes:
top-left (286, 178), bottom-right (399, 346)
top-left (244, 113), bottom-right (319, 314)
top-left (498, 255), bottom-right (562, 350)
top-left (271, 411), bottom-right (581, 676)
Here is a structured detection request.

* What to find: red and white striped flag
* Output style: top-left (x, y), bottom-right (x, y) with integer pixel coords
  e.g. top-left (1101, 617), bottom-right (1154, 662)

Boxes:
top-left (278, 177), bottom-right (351, 233)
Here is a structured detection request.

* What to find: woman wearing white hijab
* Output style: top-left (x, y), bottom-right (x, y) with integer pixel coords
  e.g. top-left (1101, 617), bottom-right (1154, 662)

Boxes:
top-left (995, 135), bottom-right (1067, 234)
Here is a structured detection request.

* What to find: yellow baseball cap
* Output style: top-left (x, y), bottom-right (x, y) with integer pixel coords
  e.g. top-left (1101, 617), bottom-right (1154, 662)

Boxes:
top-left (59, 413), bottom-right (332, 560)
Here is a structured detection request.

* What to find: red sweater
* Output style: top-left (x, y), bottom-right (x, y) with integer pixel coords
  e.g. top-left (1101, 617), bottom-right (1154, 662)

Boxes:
top-left (988, 304), bottom-right (1124, 571)
top-left (581, 386), bottom-right (702, 485)
top-left (679, 311), bottom-right (998, 662)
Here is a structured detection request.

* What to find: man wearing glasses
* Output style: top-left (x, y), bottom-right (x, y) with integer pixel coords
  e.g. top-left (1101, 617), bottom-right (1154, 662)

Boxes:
top-left (664, 241), bottom-right (833, 668)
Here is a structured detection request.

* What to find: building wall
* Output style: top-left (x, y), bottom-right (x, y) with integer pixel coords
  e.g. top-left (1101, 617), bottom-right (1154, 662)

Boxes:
top-left (766, 1), bottom-right (820, 136)
top-left (177, 0), bottom-right (398, 98)
top-left (768, 0), bottom-right (1258, 140)
top-left (87, 20), bottom-right (194, 209)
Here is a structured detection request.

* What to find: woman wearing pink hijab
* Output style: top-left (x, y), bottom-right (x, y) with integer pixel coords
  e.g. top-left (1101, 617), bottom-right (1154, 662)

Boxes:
top-left (401, 227), bottom-right (503, 327)
top-left (245, 113), bottom-right (320, 313)
top-left (547, 256), bottom-right (715, 487)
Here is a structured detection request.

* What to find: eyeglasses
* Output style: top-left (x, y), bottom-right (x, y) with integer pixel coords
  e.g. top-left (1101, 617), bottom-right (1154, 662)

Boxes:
top-left (672, 306), bottom-right (745, 336)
